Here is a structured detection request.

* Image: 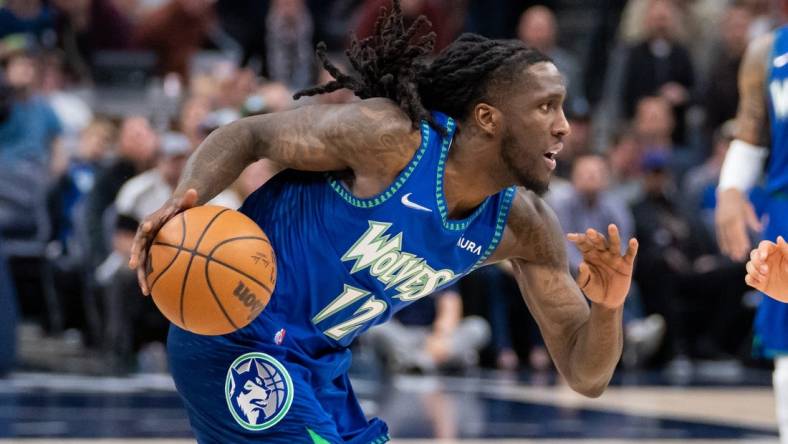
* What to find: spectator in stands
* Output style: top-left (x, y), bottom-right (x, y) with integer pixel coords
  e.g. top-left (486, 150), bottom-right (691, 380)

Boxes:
top-left (48, 118), bottom-right (114, 251)
top-left (632, 96), bottom-right (695, 182)
top-left (621, 0), bottom-right (694, 145)
top-left (51, 0), bottom-right (135, 82)
top-left (703, 4), bottom-right (752, 140)
top-left (133, 0), bottom-right (217, 81)
top-left (38, 50), bottom-right (93, 140)
top-left (214, 65), bottom-right (259, 110)
top-left (606, 129), bottom-right (644, 206)
top-left (0, 240), bottom-right (17, 377)
top-left (551, 154), bottom-right (663, 367)
top-left (0, 47), bottom-right (63, 170)
top-left (254, 81), bottom-right (294, 113)
top-left (112, 132), bottom-right (241, 224)
top-left (178, 95), bottom-right (213, 147)
top-left (741, 0), bottom-right (774, 40)
top-left (550, 106), bottom-right (592, 180)
top-left (233, 160), bottom-right (277, 203)
top-left (306, 0), bottom-right (366, 53)
top-left (356, 0), bottom-right (455, 52)
top-left (464, 0), bottom-right (551, 40)
top-left (215, 0), bottom-right (269, 71)
top-left (633, 151), bottom-right (749, 364)
top-left (517, 5), bottom-right (586, 123)
top-left (265, 0), bottom-right (315, 91)
top-left (83, 116), bottom-right (157, 267)
top-left (463, 261), bottom-right (552, 372)
top-left (0, 0), bottom-right (56, 42)
top-left (618, 0), bottom-right (724, 80)
top-left (313, 60), bottom-right (356, 105)
top-left (364, 285), bottom-right (490, 374)
top-left (100, 131), bottom-right (239, 372)
top-left (683, 120), bottom-right (737, 236)
top-left (551, 155), bottom-right (634, 276)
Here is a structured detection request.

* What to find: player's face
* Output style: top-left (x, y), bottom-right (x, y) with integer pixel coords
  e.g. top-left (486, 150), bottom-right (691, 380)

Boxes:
top-left (500, 62), bottom-right (569, 195)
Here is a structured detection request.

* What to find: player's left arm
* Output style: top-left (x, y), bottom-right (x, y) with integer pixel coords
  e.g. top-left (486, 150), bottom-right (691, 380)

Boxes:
top-left (493, 191), bottom-right (638, 397)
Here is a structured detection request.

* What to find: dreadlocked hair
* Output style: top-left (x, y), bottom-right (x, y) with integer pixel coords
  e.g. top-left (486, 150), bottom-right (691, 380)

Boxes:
top-left (293, 0), bottom-right (437, 128)
top-left (294, 1), bottom-right (552, 132)
top-left (419, 34), bottom-right (552, 121)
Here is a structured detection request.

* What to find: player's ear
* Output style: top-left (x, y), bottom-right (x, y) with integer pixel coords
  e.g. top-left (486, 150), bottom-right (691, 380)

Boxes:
top-left (472, 103), bottom-right (502, 137)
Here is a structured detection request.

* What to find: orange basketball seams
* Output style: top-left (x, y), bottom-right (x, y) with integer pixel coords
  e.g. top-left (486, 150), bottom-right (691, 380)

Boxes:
top-left (147, 206), bottom-right (277, 336)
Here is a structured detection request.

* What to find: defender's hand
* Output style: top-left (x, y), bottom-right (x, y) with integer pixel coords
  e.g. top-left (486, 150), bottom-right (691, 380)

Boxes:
top-left (567, 225), bottom-right (638, 310)
top-left (746, 237), bottom-right (788, 303)
top-left (128, 189), bottom-right (199, 295)
top-left (716, 188), bottom-right (762, 261)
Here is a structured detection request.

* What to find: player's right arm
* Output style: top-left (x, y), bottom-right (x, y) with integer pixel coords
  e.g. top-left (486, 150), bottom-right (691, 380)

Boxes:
top-left (489, 191), bottom-right (637, 398)
top-left (715, 33), bottom-right (774, 261)
top-left (129, 98), bottom-right (419, 294)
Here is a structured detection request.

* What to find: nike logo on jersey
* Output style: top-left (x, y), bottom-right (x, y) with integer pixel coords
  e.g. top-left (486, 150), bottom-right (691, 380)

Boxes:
top-left (775, 52), bottom-right (788, 69)
top-left (401, 193), bottom-right (432, 212)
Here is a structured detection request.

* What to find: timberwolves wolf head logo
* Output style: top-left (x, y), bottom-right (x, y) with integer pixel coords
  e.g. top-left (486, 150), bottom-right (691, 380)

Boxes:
top-left (225, 352), bottom-right (294, 431)
top-left (230, 359), bottom-right (271, 424)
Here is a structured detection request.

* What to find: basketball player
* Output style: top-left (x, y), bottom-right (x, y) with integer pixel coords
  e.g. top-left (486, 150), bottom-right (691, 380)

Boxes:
top-left (715, 2), bottom-right (788, 442)
top-left (129, 2), bottom-right (639, 442)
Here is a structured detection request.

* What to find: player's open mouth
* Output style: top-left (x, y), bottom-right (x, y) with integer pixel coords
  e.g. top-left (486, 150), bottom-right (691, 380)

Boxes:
top-left (543, 144), bottom-right (562, 170)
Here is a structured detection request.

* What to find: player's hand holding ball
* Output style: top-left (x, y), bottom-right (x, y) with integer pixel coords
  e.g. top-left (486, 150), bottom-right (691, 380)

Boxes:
top-left (746, 237), bottom-right (788, 303)
top-left (567, 224), bottom-right (639, 309)
top-left (129, 188), bottom-right (200, 295)
top-left (129, 189), bottom-right (276, 335)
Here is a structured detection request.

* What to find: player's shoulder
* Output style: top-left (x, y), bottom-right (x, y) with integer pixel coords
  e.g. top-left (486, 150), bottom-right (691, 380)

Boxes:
top-left (507, 188), bottom-right (561, 238)
top-left (321, 98), bottom-right (423, 175)
top-left (487, 188), bottom-right (565, 264)
top-left (334, 98), bottom-right (415, 134)
top-left (311, 97), bottom-right (418, 153)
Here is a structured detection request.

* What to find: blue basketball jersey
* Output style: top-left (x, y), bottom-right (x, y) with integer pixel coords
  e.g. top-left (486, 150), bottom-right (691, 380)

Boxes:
top-left (766, 25), bottom-right (788, 194)
top-left (235, 111), bottom-right (515, 357)
top-left (754, 26), bottom-right (788, 357)
top-left (168, 111), bottom-right (516, 443)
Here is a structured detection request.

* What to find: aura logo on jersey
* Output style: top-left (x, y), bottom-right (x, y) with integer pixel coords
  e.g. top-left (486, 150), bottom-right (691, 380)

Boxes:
top-left (342, 221), bottom-right (455, 301)
top-left (225, 352), bottom-right (293, 431)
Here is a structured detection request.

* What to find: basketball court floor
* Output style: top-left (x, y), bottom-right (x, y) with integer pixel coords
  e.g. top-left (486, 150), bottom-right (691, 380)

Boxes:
top-left (0, 364), bottom-right (780, 443)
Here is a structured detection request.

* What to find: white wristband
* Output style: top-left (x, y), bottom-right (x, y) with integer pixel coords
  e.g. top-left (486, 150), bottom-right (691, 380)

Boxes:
top-left (717, 139), bottom-right (768, 192)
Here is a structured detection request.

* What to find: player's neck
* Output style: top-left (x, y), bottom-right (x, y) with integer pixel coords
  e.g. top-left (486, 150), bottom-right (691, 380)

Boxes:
top-left (442, 134), bottom-right (510, 219)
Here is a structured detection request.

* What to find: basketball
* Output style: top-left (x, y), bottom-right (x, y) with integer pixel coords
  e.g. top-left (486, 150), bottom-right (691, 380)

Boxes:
top-left (146, 205), bottom-right (276, 336)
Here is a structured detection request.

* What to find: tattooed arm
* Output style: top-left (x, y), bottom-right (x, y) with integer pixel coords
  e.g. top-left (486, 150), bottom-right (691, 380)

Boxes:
top-left (489, 191), bottom-right (637, 397)
top-left (734, 34), bottom-right (773, 148)
top-left (176, 98), bottom-right (419, 205)
top-left (130, 98), bottom-right (419, 293)
top-left (715, 33), bottom-right (773, 260)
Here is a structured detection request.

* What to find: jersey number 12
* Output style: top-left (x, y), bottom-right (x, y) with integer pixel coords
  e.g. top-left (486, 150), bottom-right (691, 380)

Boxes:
top-left (312, 284), bottom-right (388, 340)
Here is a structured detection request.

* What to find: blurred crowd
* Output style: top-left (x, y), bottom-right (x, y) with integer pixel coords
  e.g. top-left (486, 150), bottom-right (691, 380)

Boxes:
top-left (0, 0), bottom-right (781, 376)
